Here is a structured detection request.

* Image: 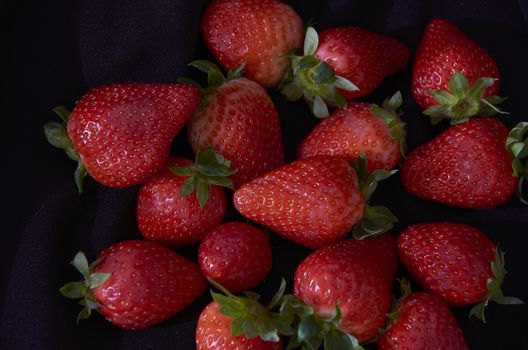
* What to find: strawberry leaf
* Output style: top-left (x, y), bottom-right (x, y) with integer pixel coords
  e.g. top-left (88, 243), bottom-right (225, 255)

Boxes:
top-left (506, 122), bottom-right (528, 204)
top-left (304, 27), bottom-right (319, 56)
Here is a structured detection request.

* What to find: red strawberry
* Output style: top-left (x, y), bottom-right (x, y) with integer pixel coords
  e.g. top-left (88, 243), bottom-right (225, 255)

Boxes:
top-left (198, 222), bottom-right (272, 292)
top-left (201, 0), bottom-right (303, 88)
top-left (377, 291), bottom-right (468, 350)
top-left (412, 19), bottom-right (505, 124)
top-left (60, 240), bottom-right (207, 329)
top-left (293, 234), bottom-right (398, 343)
top-left (44, 83), bottom-right (200, 192)
top-left (397, 222), bottom-right (524, 321)
top-left (280, 26), bottom-right (409, 117)
top-left (298, 91), bottom-right (406, 173)
top-left (137, 148), bottom-right (235, 247)
top-left (402, 118), bottom-right (517, 209)
top-left (187, 61), bottom-right (285, 188)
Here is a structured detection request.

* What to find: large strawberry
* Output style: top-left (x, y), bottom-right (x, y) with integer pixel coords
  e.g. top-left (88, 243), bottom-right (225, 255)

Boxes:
top-left (298, 91), bottom-right (406, 173)
top-left (60, 240), bottom-right (207, 329)
top-left (201, 0), bottom-right (303, 88)
top-left (44, 83), bottom-right (200, 192)
top-left (412, 19), bottom-right (506, 124)
top-left (293, 234), bottom-right (398, 344)
top-left (137, 148), bottom-right (235, 247)
top-left (397, 222), bottom-right (524, 322)
top-left (280, 26), bottom-right (410, 117)
top-left (186, 61), bottom-right (285, 188)
top-left (401, 118), bottom-right (517, 209)
top-left (233, 156), bottom-right (397, 249)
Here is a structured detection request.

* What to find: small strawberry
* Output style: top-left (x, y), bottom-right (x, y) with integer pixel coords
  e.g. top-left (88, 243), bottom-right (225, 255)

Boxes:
top-left (412, 19), bottom-right (506, 124)
top-left (298, 91), bottom-right (406, 173)
top-left (293, 234), bottom-right (398, 344)
top-left (201, 0), bottom-right (304, 88)
top-left (137, 148), bottom-right (236, 247)
top-left (280, 26), bottom-right (410, 117)
top-left (402, 118), bottom-right (517, 209)
top-left (377, 280), bottom-right (468, 350)
top-left (233, 155), bottom-right (398, 249)
top-left (397, 222), bottom-right (524, 322)
top-left (186, 61), bottom-right (285, 188)
top-left (59, 240), bottom-right (207, 329)
top-left (198, 222), bottom-right (272, 292)
top-left (44, 83), bottom-right (200, 192)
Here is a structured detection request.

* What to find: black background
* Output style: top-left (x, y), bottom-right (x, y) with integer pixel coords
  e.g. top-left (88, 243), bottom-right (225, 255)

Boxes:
top-left (2, 0), bottom-right (528, 349)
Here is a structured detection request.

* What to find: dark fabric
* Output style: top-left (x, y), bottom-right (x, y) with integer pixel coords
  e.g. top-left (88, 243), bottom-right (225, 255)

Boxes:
top-left (2, 0), bottom-right (528, 349)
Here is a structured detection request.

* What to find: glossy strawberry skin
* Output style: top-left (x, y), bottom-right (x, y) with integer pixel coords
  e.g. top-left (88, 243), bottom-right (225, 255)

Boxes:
top-left (401, 118), bottom-right (516, 209)
top-left (397, 222), bottom-right (496, 307)
top-left (198, 222), bottom-right (272, 293)
top-left (233, 156), bottom-right (364, 249)
top-left (377, 292), bottom-right (469, 350)
top-left (201, 0), bottom-right (303, 88)
top-left (92, 240), bottom-right (207, 330)
top-left (315, 27), bottom-right (409, 100)
top-left (67, 83), bottom-right (200, 187)
top-left (196, 301), bottom-right (283, 350)
top-left (298, 102), bottom-right (400, 173)
top-left (137, 157), bottom-right (227, 247)
top-left (412, 19), bottom-right (499, 109)
top-left (294, 234), bottom-right (397, 343)
top-left (188, 78), bottom-right (285, 188)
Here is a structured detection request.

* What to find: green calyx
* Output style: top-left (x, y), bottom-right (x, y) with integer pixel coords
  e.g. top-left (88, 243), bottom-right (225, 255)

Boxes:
top-left (370, 91), bottom-right (407, 156)
top-left (423, 72), bottom-right (508, 125)
top-left (351, 153), bottom-right (398, 240)
top-left (59, 251), bottom-right (111, 324)
top-left (506, 122), bottom-right (528, 205)
top-left (279, 27), bottom-right (359, 118)
top-left (44, 106), bottom-right (87, 194)
top-left (169, 148), bottom-right (237, 208)
top-left (378, 278), bottom-right (412, 336)
top-left (469, 247), bottom-right (524, 323)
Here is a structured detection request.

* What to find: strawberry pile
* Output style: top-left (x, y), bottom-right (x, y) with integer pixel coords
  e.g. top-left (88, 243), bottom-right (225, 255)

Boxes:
top-left (48, 1), bottom-right (527, 349)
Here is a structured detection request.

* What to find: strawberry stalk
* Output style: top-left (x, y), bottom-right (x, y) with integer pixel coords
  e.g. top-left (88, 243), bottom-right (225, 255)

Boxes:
top-left (169, 148), bottom-right (237, 208)
top-left (59, 252), bottom-right (110, 323)
top-left (370, 91), bottom-right (407, 156)
top-left (44, 106), bottom-right (87, 194)
top-left (506, 122), bottom-right (528, 204)
top-left (279, 27), bottom-right (359, 118)
top-left (469, 247), bottom-right (524, 323)
top-left (423, 72), bottom-right (508, 125)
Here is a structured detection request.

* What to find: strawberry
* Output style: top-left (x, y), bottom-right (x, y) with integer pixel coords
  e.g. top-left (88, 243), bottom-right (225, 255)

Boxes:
top-left (137, 148), bottom-right (235, 247)
top-left (397, 222), bottom-right (524, 322)
top-left (280, 26), bottom-right (410, 117)
top-left (293, 234), bottom-right (398, 344)
top-left (233, 155), bottom-right (398, 248)
top-left (378, 289), bottom-right (469, 350)
top-left (186, 61), bottom-right (285, 188)
top-left (198, 222), bottom-right (272, 292)
top-left (298, 91), bottom-right (406, 173)
top-left (59, 240), bottom-right (207, 329)
top-left (44, 83), bottom-right (200, 192)
top-left (201, 0), bottom-right (303, 88)
top-left (412, 19), bottom-right (506, 124)
top-left (401, 118), bottom-right (517, 209)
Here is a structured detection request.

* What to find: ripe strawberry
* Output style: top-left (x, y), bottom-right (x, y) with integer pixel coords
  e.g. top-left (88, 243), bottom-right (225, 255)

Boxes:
top-left (377, 291), bottom-right (468, 350)
top-left (201, 0), bottom-right (303, 88)
top-left (397, 222), bottom-right (524, 321)
top-left (186, 61), bottom-right (285, 188)
top-left (298, 91), bottom-right (406, 173)
top-left (412, 19), bottom-right (505, 124)
top-left (137, 148), bottom-right (235, 247)
top-left (44, 83), bottom-right (200, 192)
top-left (293, 234), bottom-right (398, 343)
top-left (280, 26), bottom-right (409, 117)
top-left (198, 222), bottom-right (272, 292)
top-left (60, 240), bottom-right (207, 329)
top-left (401, 118), bottom-right (517, 209)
